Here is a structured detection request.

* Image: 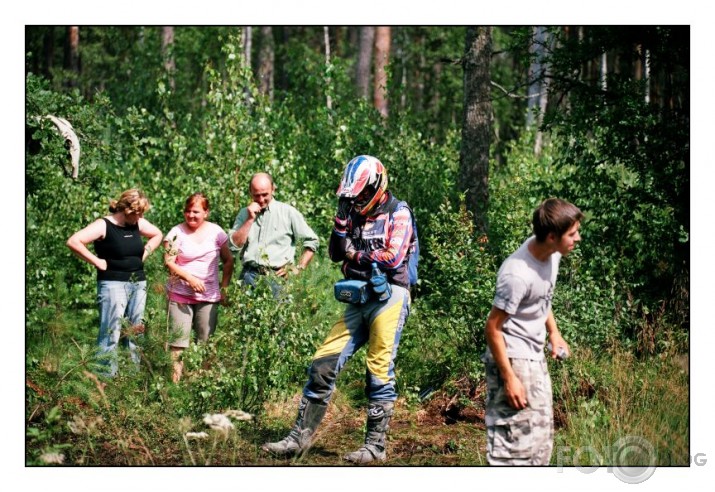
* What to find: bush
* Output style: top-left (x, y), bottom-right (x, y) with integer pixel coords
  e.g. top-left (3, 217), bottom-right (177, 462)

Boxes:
top-left (171, 262), bottom-right (342, 417)
top-left (399, 197), bottom-right (496, 395)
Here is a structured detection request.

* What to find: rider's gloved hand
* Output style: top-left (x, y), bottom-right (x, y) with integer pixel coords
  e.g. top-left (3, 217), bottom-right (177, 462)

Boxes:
top-left (334, 198), bottom-right (353, 232)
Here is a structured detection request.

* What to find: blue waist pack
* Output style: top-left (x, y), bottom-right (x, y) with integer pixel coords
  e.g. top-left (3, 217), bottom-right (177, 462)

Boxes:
top-left (334, 279), bottom-right (369, 305)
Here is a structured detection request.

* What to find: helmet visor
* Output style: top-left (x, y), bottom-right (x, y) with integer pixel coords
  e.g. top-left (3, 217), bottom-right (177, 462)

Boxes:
top-left (354, 185), bottom-right (376, 208)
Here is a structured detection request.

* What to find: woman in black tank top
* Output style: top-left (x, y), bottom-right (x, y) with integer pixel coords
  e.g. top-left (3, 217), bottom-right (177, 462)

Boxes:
top-left (67, 189), bottom-right (163, 377)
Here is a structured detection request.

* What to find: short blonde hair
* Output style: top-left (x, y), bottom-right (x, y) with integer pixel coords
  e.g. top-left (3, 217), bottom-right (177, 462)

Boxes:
top-left (109, 189), bottom-right (151, 216)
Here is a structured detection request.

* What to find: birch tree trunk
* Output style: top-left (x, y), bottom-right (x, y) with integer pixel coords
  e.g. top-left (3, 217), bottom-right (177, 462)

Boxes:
top-left (644, 48), bottom-right (651, 104)
top-left (324, 26), bottom-right (333, 115)
top-left (527, 26), bottom-right (547, 127)
top-left (242, 27), bottom-right (253, 70)
top-left (373, 26), bottom-right (391, 118)
top-left (533, 72), bottom-right (550, 155)
top-left (459, 26), bottom-right (492, 234)
top-left (533, 27), bottom-right (551, 155)
top-left (600, 52), bottom-right (608, 91)
top-left (356, 26), bottom-right (375, 99)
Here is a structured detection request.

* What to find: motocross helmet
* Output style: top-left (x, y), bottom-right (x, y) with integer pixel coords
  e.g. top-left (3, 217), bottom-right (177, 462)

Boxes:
top-left (336, 155), bottom-right (388, 216)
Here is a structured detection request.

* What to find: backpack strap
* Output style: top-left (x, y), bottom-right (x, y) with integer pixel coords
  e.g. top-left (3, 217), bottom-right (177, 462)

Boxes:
top-left (387, 199), bottom-right (418, 259)
top-left (386, 196), bottom-right (408, 218)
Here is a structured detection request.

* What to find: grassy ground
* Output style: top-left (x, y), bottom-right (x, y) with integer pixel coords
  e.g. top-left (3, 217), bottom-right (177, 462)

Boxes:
top-left (551, 348), bottom-right (690, 467)
top-left (26, 344), bottom-right (688, 467)
top-left (26, 267), bottom-right (688, 467)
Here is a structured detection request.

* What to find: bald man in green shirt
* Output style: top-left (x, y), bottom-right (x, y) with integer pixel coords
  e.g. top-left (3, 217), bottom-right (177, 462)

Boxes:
top-left (229, 173), bottom-right (319, 293)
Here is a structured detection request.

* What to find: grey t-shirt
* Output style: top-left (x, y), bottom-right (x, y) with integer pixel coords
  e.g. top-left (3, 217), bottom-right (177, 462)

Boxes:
top-left (490, 236), bottom-right (561, 360)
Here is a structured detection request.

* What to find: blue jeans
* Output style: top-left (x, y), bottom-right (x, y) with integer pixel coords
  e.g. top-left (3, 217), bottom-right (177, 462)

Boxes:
top-left (241, 266), bottom-right (282, 298)
top-left (96, 280), bottom-right (147, 377)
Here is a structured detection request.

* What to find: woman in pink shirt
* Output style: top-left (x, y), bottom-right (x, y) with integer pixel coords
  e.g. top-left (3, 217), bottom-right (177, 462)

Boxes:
top-left (164, 193), bottom-right (234, 382)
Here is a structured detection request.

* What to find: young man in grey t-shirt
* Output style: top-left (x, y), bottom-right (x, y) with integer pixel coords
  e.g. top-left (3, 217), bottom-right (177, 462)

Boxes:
top-left (483, 198), bottom-right (583, 465)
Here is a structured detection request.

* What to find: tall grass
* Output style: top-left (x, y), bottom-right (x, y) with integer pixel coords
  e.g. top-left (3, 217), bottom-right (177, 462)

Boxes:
top-left (552, 345), bottom-right (689, 467)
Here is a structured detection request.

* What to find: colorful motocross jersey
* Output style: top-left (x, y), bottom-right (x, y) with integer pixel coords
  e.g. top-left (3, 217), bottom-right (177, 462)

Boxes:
top-left (329, 192), bottom-right (414, 288)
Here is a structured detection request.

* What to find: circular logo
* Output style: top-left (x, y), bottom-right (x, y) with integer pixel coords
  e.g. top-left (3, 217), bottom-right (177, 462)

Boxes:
top-left (611, 436), bottom-right (657, 484)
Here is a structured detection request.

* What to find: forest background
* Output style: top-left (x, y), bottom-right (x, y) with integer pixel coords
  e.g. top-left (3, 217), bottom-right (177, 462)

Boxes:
top-left (13, 2), bottom-right (709, 490)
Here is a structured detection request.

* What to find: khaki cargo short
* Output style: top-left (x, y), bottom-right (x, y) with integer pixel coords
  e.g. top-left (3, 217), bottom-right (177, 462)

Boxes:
top-left (485, 357), bottom-right (554, 465)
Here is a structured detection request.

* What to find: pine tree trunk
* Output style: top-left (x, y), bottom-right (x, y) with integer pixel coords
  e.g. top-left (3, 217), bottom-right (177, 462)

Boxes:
top-left (64, 26), bottom-right (80, 88)
top-left (162, 26), bottom-right (175, 91)
top-left (430, 60), bottom-right (442, 118)
top-left (373, 26), bottom-right (391, 118)
top-left (258, 26), bottom-right (274, 102)
top-left (459, 26), bottom-right (492, 234)
top-left (398, 37), bottom-right (407, 110)
top-left (347, 27), bottom-right (359, 59)
top-left (274, 27), bottom-right (289, 92)
top-left (356, 27), bottom-right (375, 99)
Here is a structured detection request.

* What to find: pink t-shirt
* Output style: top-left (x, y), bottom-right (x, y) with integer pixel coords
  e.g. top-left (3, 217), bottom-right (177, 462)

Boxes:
top-left (165, 222), bottom-right (228, 303)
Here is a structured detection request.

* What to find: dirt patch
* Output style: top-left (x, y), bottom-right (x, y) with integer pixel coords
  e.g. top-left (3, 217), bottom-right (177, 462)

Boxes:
top-left (420, 377), bottom-right (486, 427)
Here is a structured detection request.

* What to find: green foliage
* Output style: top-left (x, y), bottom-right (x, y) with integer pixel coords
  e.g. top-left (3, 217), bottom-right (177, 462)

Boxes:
top-left (551, 347), bottom-right (689, 465)
top-left (487, 129), bottom-right (549, 255)
top-left (25, 26), bottom-right (688, 466)
top-left (541, 26), bottom-right (689, 339)
top-left (26, 406), bottom-right (72, 465)
top-left (174, 269), bottom-right (341, 417)
top-left (25, 73), bottom-right (118, 327)
top-left (399, 197), bottom-right (495, 393)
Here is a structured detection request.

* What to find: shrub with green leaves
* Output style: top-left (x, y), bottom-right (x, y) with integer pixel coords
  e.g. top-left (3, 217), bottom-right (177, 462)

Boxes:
top-left (399, 197), bottom-right (496, 394)
top-left (171, 264), bottom-right (341, 417)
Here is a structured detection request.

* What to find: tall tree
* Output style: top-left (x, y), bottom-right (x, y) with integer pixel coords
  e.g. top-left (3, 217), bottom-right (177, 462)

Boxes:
top-left (162, 26), bottom-right (176, 91)
top-left (644, 47), bottom-right (651, 103)
top-left (64, 26), bottom-right (80, 88)
top-left (373, 26), bottom-right (391, 118)
top-left (529, 27), bottom-right (552, 155)
top-left (242, 26), bottom-right (253, 69)
top-left (600, 51), bottom-right (608, 91)
top-left (526, 26), bottom-right (547, 127)
top-left (323, 26), bottom-right (333, 114)
top-left (257, 26), bottom-right (275, 102)
top-left (459, 27), bottom-right (492, 234)
top-left (356, 27), bottom-right (375, 99)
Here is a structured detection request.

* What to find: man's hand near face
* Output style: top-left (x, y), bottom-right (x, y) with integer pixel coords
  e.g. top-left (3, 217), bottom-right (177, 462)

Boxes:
top-left (246, 202), bottom-right (263, 219)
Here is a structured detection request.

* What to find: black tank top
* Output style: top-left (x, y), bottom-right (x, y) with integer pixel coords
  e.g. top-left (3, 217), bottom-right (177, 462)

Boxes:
top-left (94, 218), bottom-right (146, 281)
